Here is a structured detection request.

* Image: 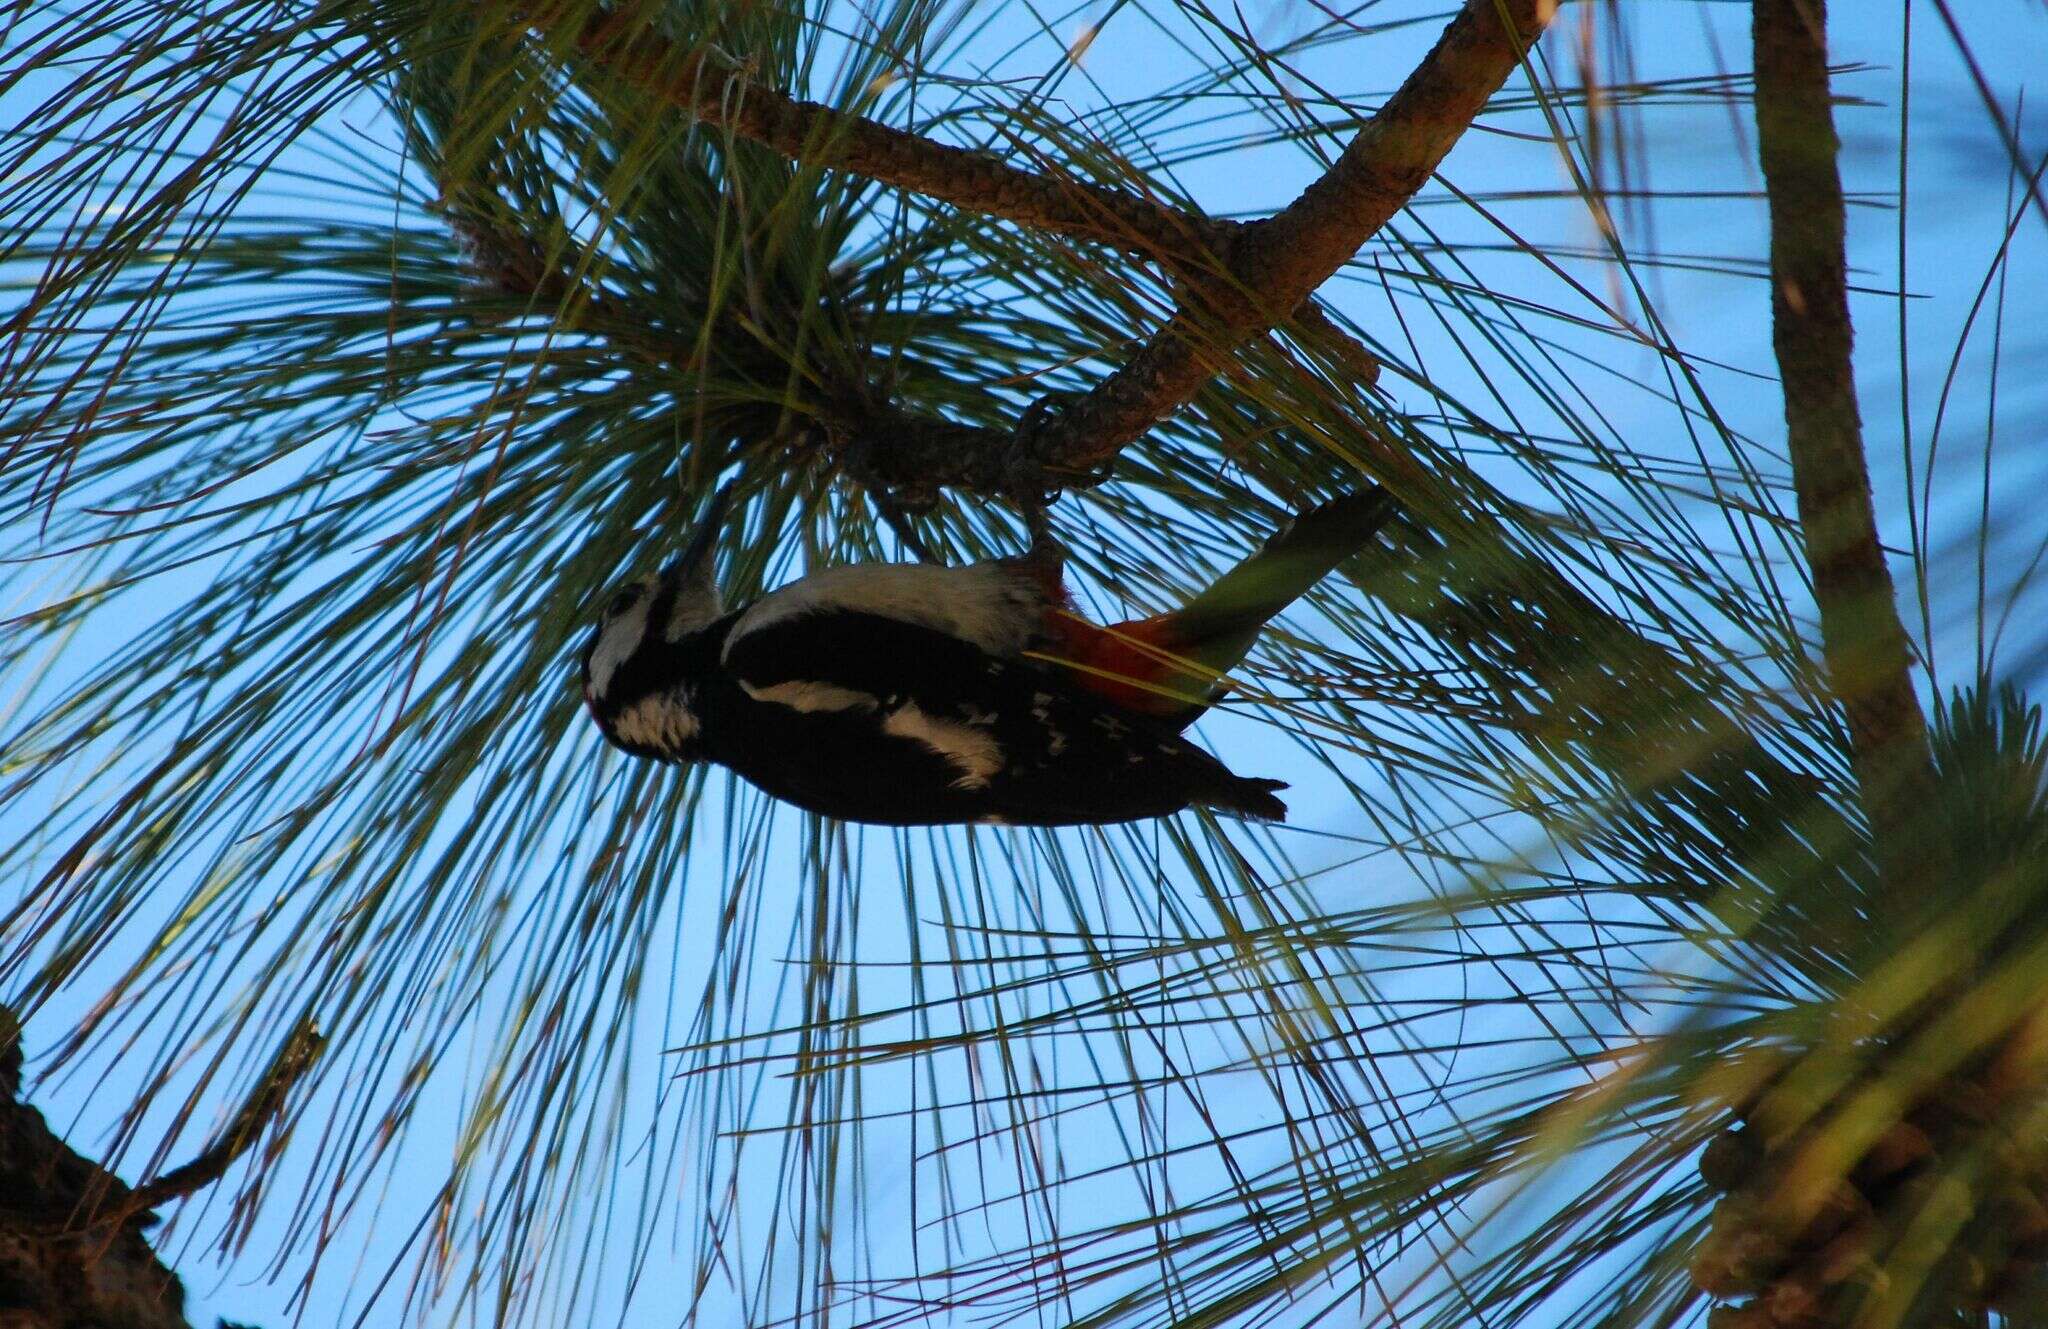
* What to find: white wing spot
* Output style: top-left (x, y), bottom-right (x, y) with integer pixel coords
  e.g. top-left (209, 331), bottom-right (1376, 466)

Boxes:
top-left (884, 701), bottom-right (1003, 789)
top-left (741, 680), bottom-right (879, 713)
top-left (1047, 731), bottom-right (1067, 756)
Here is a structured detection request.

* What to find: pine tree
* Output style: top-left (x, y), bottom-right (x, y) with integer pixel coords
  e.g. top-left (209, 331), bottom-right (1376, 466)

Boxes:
top-left (4, 2), bottom-right (2045, 1327)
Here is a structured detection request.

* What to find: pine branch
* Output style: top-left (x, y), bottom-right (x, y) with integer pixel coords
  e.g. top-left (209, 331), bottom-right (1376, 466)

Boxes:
top-left (1753, 0), bottom-right (1944, 897)
top-left (526, 3), bottom-right (1240, 264)
top-left (1286, 300), bottom-right (1385, 392)
top-left (1018, 0), bottom-right (1551, 479)
top-left (524, 0), bottom-right (1503, 500)
top-left (440, 193), bottom-right (1016, 496)
top-left (124, 1021), bottom-right (322, 1215)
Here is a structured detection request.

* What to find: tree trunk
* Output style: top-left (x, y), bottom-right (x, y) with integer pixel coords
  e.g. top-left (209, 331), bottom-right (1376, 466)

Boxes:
top-left (0, 1013), bottom-right (194, 1329)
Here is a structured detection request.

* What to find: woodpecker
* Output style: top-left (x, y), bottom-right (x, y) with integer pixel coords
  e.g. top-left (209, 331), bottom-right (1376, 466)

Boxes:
top-left (580, 486), bottom-right (1393, 826)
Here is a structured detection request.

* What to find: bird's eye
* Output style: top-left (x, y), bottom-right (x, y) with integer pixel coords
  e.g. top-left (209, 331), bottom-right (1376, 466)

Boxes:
top-left (606, 589), bottom-right (639, 617)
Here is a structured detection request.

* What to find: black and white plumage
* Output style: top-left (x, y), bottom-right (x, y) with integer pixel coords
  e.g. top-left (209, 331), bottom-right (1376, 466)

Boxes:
top-left (578, 498), bottom-right (1295, 826)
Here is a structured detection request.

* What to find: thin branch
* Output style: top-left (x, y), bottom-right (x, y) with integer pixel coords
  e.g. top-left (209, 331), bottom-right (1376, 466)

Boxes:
top-left (1753, 0), bottom-right (1942, 893)
top-left (528, 2), bottom-right (1238, 265)
top-left (6, 1019), bottom-right (324, 1240)
top-left (1286, 300), bottom-right (1384, 393)
top-left (125, 1020), bottom-right (323, 1213)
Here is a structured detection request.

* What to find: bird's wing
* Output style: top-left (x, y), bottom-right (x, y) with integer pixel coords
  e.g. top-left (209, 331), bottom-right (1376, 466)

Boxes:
top-left (722, 605), bottom-right (998, 717)
top-left (723, 607), bottom-right (1285, 820)
top-left (729, 560), bottom-right (1053, 661)
top-left (722, 606), bottom-right (1041, 795)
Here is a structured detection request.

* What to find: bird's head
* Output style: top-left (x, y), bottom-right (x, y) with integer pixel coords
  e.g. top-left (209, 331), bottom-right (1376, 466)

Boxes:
top-left (581, 485), bottom-right (735, 710)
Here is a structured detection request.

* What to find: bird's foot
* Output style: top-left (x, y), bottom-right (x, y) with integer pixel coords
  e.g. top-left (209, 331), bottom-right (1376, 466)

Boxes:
top-left (1006, 393), bottom-right (1066, 506)
top-left (1001, 427), bottom-right (1066, 581)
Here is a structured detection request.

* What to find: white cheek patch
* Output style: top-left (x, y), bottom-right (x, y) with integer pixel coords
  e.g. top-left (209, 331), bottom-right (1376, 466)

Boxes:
top-left (586, 598), bottom-right (652, 701)
top-left (883, 701), bottom-right (1003, 790)
top-left (612, 694), bottom-right (701, 752)
top-left (740, 680), bottom-right (880, 713)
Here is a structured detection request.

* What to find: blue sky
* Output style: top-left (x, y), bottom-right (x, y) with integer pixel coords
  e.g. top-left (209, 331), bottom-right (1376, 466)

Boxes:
top-left (6, 1), bottom-right (2048, 1327)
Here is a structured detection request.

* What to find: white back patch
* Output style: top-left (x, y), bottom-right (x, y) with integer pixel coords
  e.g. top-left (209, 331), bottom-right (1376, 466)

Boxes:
top-left (740, 680), bottom-right (880, 713)
top-left (612, 693), bottom-right (701, 753)
top-left (729, 562), bottom-right (1047, 659)
top-left (586, 594), bottom-right (653, 701)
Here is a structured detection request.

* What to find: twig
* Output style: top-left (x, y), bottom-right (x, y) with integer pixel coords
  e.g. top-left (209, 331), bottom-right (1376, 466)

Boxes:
top-left (12, 1019), bottom-right (328, 1234)
top-left (1286, 300), bottom-right (1383, 392)
top-left (866, 487), bottom-right (939, 564)
top-left (124, 1020), bottom-right (324, 1214)
top-left (527, 3), bottom-right (1237, 267)
top-left (1753, 0), bottom-right (1942, 893)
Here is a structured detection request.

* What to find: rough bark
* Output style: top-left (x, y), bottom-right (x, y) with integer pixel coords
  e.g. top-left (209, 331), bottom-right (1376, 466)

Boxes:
top-left (0, 1015), bottom-right (191, 1329)
top-left (0, 1013), bottom-right (314, 1329)
top-left (1753, 0), bottom-right (1942, 896)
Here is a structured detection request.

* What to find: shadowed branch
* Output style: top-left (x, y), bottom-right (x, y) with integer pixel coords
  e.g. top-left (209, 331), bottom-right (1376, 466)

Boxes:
top-left (1753, 0), bottom-right (1942, 895)
top-left (1000, 0), bottom-right (1550, 485)
top-left (525, 1), bottom-right (1240, 263)
top-left (521, 0), bottom-right (1526, 499)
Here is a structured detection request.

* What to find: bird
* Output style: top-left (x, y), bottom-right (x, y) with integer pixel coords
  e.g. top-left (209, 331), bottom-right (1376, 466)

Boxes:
top-left (579, 485), bottom-right (1394, 826)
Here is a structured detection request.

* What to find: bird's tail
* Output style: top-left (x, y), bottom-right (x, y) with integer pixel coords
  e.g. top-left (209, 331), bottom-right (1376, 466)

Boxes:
top-left (1167, 485), bottom-right (1395, 660)
top-left (1047, 487), bottom-right (1394, 727)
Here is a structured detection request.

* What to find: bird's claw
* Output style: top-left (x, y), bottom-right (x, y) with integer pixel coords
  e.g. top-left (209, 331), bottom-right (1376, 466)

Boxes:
top-left (1007, 397), bottom-right (1068, 568)
top-left (1008, 392), bottom-right (1070, 504)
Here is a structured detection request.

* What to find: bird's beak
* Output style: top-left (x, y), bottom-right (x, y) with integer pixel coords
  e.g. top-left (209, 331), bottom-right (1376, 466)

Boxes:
top-left (662, 481), bottom-right (739, 586)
